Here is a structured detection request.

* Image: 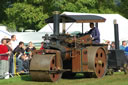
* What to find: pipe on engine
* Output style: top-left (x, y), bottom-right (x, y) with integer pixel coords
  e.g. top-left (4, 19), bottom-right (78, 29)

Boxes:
top-left (53, 11), bottom-right (60, 36)
top-left (113, 19), bottom-right (119, 50)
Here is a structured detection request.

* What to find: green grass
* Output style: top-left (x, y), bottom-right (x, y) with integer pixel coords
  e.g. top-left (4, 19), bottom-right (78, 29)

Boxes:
top-left (0, 72), bottom-right (128, 85)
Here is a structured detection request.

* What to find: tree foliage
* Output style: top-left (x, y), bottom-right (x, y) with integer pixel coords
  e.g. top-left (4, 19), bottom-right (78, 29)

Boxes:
top-left (0, 0), bottom-right (9, 22)
top-left (4, 2), bottom-right (48, 31)
top-left (119, 0), bottom-right (128, 18)
top-left (0, 0), bottom-right (127, 31)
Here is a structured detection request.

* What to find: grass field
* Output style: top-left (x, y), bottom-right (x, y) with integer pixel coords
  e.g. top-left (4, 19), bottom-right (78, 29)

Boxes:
top-left (0, 72), bottom-right (128, 85)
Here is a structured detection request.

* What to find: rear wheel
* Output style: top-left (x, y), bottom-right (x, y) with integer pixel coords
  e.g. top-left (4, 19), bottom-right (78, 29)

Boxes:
top-left (87, 47), bottom-right (107, 78)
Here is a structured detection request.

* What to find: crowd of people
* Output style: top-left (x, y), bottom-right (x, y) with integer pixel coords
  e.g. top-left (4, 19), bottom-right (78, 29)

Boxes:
top-left (105, 40), bottom-right (115, 50)
top-left (105, 40), bottom-right (128, 61)
top-left (0, 35), bottom-right (41, 79)
top-left (105, 40), bottom-right (128, 52)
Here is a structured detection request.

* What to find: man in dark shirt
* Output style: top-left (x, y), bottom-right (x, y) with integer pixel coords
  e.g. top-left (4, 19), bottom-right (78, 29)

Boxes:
top-left (86, 23), bottom-right (100, 44)
top-left (13, 42), bottom-right (25, 58)
top-left (13, 41), bottom-right (25, 73)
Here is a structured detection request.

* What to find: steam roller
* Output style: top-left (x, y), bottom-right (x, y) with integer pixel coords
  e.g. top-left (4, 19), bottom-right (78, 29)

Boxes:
top-left (29, 11), bottom-right (108, 82)
top-left (29, 46), bottom-right (107, 82)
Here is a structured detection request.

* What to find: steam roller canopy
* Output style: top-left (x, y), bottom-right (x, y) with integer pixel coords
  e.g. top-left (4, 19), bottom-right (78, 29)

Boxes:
top-left (30, 54), bottom-right (63, 82)
top-left (87, 46), bottom-right (107, 78)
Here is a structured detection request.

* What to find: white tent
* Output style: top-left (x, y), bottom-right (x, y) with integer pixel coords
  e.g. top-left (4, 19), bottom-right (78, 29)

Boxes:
top-left (39, 12), bottom-right (128, 43)
top-left (11, 32), bottom-right (46, 43)
top-left (0, 26), bottom-right (12, 42)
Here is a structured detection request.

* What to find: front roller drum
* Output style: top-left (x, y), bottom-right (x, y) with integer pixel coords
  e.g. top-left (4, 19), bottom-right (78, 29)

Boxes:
top-left (87, 46), bottom-right (107, 78)
top-left (30, 54), bottom-right (63, 82)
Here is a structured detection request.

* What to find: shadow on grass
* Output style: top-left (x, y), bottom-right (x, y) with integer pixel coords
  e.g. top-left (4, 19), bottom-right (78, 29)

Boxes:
top-left (20, 75), bottom-right (47, 82)
top-left (21, 75), bottom-right (32, 81)
top-left (20, 73), bottom-right (95, 81)
top-left (62, 73), bottom-right (95, 80)
top-left (62, 76), bottom-right (86, 80)
top-left (62, 76), bottom-right (95, 80)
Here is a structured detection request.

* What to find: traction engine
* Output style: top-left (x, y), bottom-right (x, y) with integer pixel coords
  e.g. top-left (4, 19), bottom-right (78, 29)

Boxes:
top-left (29, 11), bottom-right (108, 82)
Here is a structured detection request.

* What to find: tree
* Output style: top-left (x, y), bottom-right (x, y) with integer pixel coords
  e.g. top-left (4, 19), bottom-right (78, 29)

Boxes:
top-left (24, 0), bottom-right (97, 14)
top-left (119, 0), bottom-right (128, 18)
top-left (0, 0), bottom-right (9, 23)
top-left (1, 0), bottom-right (123, 32)
top-left (4, 2), bottom-right (48, 31)
top-left (95, 0), bottom-right (118, 13)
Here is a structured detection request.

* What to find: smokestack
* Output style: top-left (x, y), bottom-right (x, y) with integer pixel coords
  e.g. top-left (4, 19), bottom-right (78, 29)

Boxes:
top-left (113, 19), bottom-right (119, 50)
top-left (53, 11), bottom-right (60, 36)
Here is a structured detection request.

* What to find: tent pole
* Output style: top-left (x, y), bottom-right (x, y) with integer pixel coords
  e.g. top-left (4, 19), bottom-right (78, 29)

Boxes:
top-left (96, 23), bottom-right (98, 28)
top-left (62, 18), bottom-right (66, 34)
top-left (82, 23), bottom-right (84, 34)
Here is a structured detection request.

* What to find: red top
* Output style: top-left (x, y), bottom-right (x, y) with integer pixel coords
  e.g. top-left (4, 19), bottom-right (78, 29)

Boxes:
top-left (0, 44), bottom-right (8, 60)
top-left (40, 46), bottom-right (44, 50)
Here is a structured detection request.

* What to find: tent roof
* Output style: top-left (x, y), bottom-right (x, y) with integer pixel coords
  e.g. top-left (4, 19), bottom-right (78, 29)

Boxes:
top-left (45, 15), bottom-right (106, 23)
top-left (11, 32), bottom-right (47, 43)
top-left (0, 28), bottom-right (11, 44)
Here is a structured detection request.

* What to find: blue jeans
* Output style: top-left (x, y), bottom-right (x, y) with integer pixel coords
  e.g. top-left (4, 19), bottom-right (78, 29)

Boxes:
top-left (9, 53), bottom-right (14, 74)
top-left (16, 58), bottom-right (24, 72)
top-left (23, 60), bottom-right (29, 71)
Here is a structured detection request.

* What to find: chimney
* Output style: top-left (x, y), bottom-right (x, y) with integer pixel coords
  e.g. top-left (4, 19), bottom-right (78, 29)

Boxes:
top-left (53, 11), bottom-right (60, 36)
top-left (113, 19), bottom-right (119, 50)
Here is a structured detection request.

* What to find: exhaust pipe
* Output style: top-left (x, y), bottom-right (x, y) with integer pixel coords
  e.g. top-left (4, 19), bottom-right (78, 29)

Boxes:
top-left (114, 19), bottom-right (119, 50)
top-left (53, 11), bottom-right (60, 36)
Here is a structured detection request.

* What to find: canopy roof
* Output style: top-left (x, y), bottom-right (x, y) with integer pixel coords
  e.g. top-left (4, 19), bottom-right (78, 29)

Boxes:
top-left (39, 12), bottom-right (128, 43)
top-left (45, 15), bottom-right (106, 23)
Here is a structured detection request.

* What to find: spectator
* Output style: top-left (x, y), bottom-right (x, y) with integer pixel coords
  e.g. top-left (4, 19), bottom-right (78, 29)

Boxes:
top-left (40, 42), bottom-right (44, 50)
top-left (6, 38), bottom-right (13, 52)
top-left (5, 38), bottom-right (14, 76)
top-left (120, 41), bottom-right (127, 50)
top-left (21, 44), bottom-right (30, 71)
top-left (0, 38), bottom-right (11, 79)
top-left (26, 41), bottom-right (36, 59)
top-left (124, 46), bottom-right (128, 64)
top-left (105, 40), bottom-right (111, 50)
top-left (13, 41), bottom-right (26, 73)
top-left (26, 42), bottom-right (36, 51)
top-left (11, 35), bottom-right (19, 50)
top-left (9, 35), bottom-right (19, 75)
top-left (110, 42), bottom-right (115, 50)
